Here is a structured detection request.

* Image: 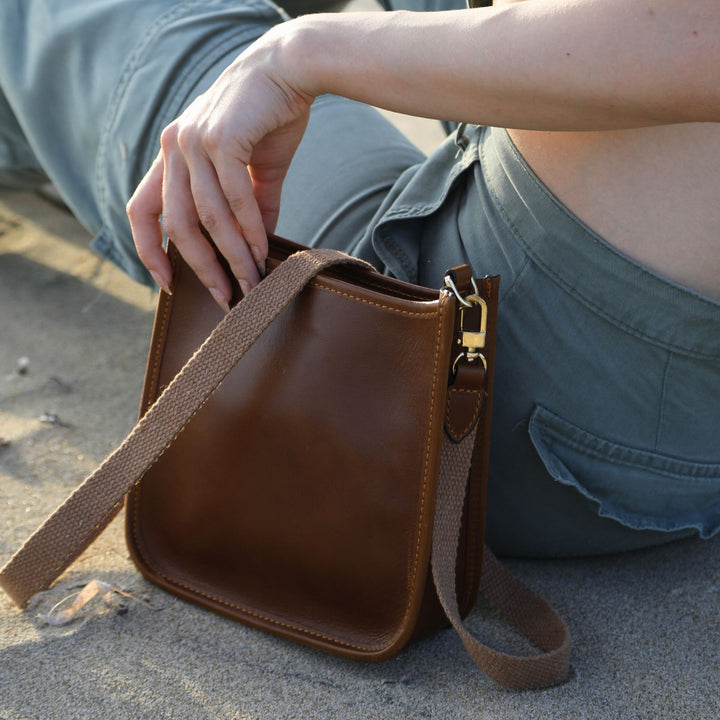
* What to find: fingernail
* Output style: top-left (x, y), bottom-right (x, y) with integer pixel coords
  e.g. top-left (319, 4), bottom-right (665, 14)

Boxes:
top-left (239, 280), bottom-right (252, 298)
top-left (250, 247), bottom-right (266, 277)
top-left (209, 288), bottom-right (230, 313)
top-left (151, 272), bottom-right (172, 296)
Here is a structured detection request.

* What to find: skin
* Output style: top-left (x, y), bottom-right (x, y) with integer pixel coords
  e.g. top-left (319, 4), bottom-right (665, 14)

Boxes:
top-left (126, 0), bottom-right (720, 310)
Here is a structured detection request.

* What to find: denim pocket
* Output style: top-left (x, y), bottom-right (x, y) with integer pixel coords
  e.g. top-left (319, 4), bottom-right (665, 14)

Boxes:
top-left (529, 406), bottom-right (720, 538)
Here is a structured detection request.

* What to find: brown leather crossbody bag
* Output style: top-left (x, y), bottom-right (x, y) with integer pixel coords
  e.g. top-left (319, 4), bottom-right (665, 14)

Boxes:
top-left (0, 236), bottom-right (570, 689)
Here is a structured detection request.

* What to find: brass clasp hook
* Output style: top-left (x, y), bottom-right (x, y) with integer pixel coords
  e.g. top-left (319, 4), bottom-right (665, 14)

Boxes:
top-left (444, 274), bottom-right (488, 374)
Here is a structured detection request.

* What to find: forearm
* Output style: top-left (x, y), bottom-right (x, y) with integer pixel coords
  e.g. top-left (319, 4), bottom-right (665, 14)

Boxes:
top-left (127, 0), bottom-right (719, 304)
top-left (280, 0), bottom-right (720, 131)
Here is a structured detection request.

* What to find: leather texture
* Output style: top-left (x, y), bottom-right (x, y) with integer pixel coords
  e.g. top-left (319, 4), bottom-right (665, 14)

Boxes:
top-left (126, 236), bottom-right (497, 661)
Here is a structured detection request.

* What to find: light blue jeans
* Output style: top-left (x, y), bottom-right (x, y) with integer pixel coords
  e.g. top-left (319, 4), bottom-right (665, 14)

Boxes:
top-left (2, 0), bottom-right (719, 557)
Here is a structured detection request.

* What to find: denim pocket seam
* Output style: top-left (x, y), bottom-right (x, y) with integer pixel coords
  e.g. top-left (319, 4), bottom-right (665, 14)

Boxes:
top-left (529, 405), bottom-right (720, 536)
top-left (531, 406), bottom-right (720, 484)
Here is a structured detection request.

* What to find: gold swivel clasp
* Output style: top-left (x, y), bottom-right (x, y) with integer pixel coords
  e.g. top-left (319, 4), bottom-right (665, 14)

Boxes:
top-left (444, 274), bottom-right (488, 374)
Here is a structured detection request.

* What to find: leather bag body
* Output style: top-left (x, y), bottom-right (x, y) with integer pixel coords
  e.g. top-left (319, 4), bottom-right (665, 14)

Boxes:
top-left (1, 236), bottom-right (570, 688)
top-left (126, 236), bottom-right (497, 660)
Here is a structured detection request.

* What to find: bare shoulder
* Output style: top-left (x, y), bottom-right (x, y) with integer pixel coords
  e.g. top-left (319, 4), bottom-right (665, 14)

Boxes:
top-left (508, 124), bottom-right (720, 302)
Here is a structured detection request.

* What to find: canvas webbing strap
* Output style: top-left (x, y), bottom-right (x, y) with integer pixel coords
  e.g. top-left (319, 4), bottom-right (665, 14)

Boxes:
top-left (433, 433), bottom-right (571, 689)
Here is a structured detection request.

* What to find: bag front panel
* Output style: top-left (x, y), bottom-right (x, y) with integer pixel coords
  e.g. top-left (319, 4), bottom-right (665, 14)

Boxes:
top-left (127, 247), bottom-right (456, 659)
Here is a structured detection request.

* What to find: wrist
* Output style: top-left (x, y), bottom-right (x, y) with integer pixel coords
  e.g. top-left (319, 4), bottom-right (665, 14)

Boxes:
top-left (271, 13), bottom-right (352, 100)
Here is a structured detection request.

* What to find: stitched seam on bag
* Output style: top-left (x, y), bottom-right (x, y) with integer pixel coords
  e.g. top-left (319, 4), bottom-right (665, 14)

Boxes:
top-left (445, 387), bottom-right (482, 440)
top-left (143, 575), bottom-right (386, 650)
top-left (311, 284), bottom-right (440, 317)
top-left (130, 293), bottom-right (450, 653)
top-left (402, 290), bottom-right (449, 631)
top-left (127, 256), bottom-right (175, 544)
top-left (146, 268), bottom-right (175, 402)
top-left (127, 268), bottom-right (175, 573)
top-left (308, 269), bottom-right (427, 302)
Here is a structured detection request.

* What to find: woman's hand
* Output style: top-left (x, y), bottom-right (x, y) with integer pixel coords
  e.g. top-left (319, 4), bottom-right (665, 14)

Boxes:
top-left (127, 1), bottom-right (720, 311)
top-left (126, 23), bottom-right (314, 310)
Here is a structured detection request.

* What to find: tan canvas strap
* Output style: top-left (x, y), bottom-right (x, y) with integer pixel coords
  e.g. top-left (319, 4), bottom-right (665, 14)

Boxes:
top-left (432, 432), bottom-right (571, 689)
top-left (0, 248), bottom-right (369, 609)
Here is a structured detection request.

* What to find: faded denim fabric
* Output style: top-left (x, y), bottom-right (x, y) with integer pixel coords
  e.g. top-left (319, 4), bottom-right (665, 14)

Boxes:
top-left (2, 1), bottom-right (718, 556)
top-left (357, 125), bottom-right (720, 555)
top-left (0, 0), bottom-right (289, 285)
